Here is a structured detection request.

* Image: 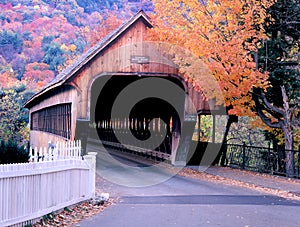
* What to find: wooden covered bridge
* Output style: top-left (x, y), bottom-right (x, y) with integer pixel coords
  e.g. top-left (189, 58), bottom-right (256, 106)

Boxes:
top-left (25, 11), bottom-right (225, 165)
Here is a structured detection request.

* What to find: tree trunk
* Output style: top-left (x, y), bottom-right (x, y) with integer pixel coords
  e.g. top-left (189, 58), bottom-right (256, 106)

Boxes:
top-left (281, 86), bottom-right (294, 177)
top-left (219, 115), bottom-right (236, 166)
top-left (284, 126), bottom-right (294, 177)
top-left (253, 86), bottom-right (295, 177)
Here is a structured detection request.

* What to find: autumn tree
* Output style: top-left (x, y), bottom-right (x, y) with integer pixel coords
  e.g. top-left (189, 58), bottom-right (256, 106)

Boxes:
top-left (253, 0), bottom-right (300, 177)
top-left (0, 67), bottom-right (19, 88)
top-left (87, 13), bottom-right (123, 47)
top-left (22, 62), bottom-right (55, 91)
top-left (149, 0), bottom-right (274, 164)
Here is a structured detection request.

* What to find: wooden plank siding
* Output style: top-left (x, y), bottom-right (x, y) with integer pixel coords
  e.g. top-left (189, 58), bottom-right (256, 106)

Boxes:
top-left (31, 103), bottom-right (71, 139)
top-left (72, 19), bottom-right (180, 121)
top-left (25, 11), bottom-right (216, 149)
top-left (28, 86), bottom-right (77, 148)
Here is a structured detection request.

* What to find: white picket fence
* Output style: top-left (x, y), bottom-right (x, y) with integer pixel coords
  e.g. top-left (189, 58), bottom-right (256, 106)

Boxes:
top-left (29, 140), bottom-right (82, 162)
top-left (0, 140), bottom-right (97, 227)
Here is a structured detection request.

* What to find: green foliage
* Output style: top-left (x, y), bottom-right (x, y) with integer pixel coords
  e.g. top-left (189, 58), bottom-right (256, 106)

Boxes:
top-left (257, 0), bottom-right (300, 144)
top-left (42, 42), bottom-right (66, 73)
top-left (199, 115), bottom-right (213, 142)
top-left (42, 35), bottom-right (55, 47)
top-left (258, 0), bottom-right (300, 101)
top-left (42, 212), bottom-right (55, 221)
top-left (0, 29), bottom-right (23, 62)
top-left (0, 140), bottom-right (29, 164)
top-left (0, 86), bottom-right (30, 144)
top-left (22, 31), bottom-right (32, 41)
top-left (64, 206), bottom-right (72, 212)
top-left (0, 29), bottom-right (23, 51)
top-left (72, 37), bottom-right (85, 53)
top-left (228, 117), bottom-right (269, 147)
top-left (194, 115), bottom-right (229, 143)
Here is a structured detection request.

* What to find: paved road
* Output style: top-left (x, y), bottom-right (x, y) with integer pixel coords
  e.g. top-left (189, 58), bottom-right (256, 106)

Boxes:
top-left (76, 144), bottom-right (300, 227)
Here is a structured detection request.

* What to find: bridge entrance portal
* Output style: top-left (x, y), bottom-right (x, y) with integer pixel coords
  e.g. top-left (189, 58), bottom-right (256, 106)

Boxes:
top-left (89, 74), bottom-right (186, 164)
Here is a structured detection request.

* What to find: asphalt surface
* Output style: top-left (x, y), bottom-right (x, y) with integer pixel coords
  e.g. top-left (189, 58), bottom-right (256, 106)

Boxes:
top-left (203, 166), bottom-right (300, 195)
top-left (74, 144), bottom-right (300, 227)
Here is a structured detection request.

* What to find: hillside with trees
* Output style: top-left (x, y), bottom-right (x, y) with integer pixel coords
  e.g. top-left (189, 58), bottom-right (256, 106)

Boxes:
top-left (0, 0), bottom-right (153, 145)
top-left (0, 0), bottom-right (153, 91)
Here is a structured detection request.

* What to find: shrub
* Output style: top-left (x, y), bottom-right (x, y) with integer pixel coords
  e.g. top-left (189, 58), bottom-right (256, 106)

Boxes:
top-left (0, 140), bottom-right (29, 164)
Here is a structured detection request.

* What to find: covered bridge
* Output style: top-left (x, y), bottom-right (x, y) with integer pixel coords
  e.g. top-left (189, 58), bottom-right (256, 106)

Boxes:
top-left (24, 11), bottom-right (225, 165)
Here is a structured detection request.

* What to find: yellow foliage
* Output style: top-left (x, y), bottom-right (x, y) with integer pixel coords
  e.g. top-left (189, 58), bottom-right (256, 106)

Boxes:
top-left (60, 44), bottom-right (68, 51)
top-left (69, 44), bottom-right (77, 52)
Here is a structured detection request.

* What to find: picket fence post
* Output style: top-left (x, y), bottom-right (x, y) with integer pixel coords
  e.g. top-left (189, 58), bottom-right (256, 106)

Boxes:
top-left (83, 152), bottom-right (97, 198)
top-left (28, 140), bottom-right (82, 162)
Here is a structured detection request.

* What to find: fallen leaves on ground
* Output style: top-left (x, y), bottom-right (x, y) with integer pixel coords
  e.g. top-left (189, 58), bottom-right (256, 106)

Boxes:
top-left (179, 168), bottom-right (300, 201)
top-left (33, 199), bottom-right (113, 227)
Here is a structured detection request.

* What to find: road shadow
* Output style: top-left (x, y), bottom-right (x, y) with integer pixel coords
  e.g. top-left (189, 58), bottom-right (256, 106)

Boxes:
top-left (120, 194), bottom-right (300, 206)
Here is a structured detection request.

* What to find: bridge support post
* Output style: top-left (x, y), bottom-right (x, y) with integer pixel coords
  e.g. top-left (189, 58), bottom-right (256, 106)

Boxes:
top-left (75, 119), bottom-right (90, 155)
top-left (171, 132), bottom-right (180, 165)
top-left (173, 115), bottom-right (197, 166)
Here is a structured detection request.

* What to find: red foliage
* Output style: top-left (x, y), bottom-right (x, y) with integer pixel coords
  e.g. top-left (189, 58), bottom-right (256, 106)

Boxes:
top-left (22, 62), bottom-right (55, 91)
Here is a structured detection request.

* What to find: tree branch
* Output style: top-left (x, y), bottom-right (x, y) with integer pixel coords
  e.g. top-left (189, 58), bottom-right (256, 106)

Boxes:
top-left (260, 89), bottom-right (285, 115)
top-left (253, 89), bottom-right (283, 128)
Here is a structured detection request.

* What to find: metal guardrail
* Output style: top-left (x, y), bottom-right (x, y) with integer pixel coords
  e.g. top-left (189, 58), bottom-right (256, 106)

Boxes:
top-left (93, 126), bottom-right (172, 162)
top-left (87, 137), bottom-right (172, 162)
top-left (225, 143), bottom-right (300, 178)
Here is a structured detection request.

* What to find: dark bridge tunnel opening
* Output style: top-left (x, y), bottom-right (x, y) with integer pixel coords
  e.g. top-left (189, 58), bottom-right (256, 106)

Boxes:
top-left (89, 75), bottom-right (186, 161)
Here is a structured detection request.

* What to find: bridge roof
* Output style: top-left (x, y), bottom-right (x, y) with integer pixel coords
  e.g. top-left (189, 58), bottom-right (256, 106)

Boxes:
top-left (24, 10), bottom-right (152, 108)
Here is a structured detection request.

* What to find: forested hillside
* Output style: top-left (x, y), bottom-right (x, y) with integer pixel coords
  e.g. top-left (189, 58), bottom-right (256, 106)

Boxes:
top-left (0, 0), bottom-right (153, 90)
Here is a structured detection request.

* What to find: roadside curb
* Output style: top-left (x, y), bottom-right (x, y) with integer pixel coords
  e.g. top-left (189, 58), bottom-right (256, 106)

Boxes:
top-left (181, 167), bottom-right (300, 201)
top-left (204, 171), bottom-right (300, 197)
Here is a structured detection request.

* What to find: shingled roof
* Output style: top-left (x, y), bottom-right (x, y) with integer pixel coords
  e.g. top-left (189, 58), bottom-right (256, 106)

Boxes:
top-left (24, 10), bottom-right (152, 108)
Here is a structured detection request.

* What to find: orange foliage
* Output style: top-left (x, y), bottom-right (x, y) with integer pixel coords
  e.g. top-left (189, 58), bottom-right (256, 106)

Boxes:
top-left (148, 0), bottom-right (275, 116)
top-left (87, 13), bottom-right (123, 47)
